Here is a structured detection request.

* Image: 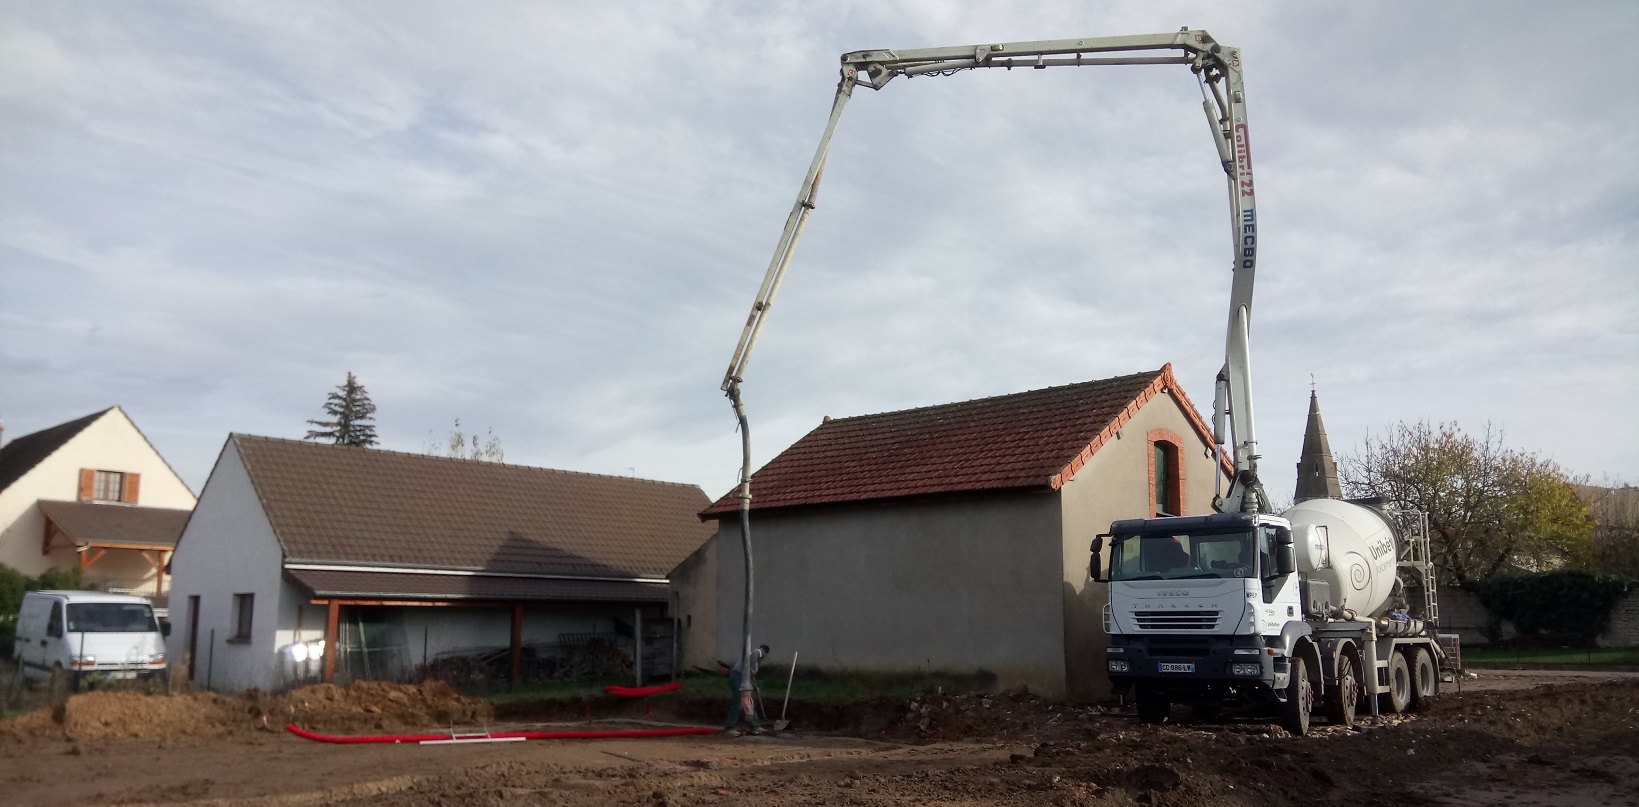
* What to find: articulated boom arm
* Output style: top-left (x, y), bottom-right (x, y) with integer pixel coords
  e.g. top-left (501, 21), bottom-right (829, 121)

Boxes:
top-left (722, 27), bottom-right (1269, 557)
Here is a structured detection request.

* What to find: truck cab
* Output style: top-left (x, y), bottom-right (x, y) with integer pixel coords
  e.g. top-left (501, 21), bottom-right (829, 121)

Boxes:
top-left (15, 590), bottom-right (169, 689)
top-left (1097, 512), bottom-right (1307, 722)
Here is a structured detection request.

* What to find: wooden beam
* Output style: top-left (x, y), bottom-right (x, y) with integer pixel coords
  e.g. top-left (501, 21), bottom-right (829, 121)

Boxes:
top-left (323, 601), bottom-right (340, 684)
top-left (510, 604), bottom-right (523, 684)
top-left (79, 548), bottom-right (107, 570)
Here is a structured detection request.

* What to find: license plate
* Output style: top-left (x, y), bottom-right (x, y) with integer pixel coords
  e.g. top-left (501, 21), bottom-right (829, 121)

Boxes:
top-left (108, 671), bottom-right (137, 679)
top-left (1158, 663), bottom-right (1195, 673)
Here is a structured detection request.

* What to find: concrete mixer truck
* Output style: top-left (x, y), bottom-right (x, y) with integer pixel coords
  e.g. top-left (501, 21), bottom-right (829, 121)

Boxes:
top-left (1093, 498), bottom-right (1448, 735)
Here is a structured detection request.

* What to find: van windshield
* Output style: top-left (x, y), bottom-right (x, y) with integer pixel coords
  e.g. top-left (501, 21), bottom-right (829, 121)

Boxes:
top-left (66, 603), bottom-right (157, 633)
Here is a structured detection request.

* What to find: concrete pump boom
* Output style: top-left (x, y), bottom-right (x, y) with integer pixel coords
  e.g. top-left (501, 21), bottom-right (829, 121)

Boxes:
top-left (719, 27), bottom-right (1272, 683)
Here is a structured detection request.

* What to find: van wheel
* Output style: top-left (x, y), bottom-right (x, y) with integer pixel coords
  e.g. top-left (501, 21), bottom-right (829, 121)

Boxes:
top-left (1410, 648), bottom-right (1439, 709)
top-left (1380, 652), bottom-right (1412, 714)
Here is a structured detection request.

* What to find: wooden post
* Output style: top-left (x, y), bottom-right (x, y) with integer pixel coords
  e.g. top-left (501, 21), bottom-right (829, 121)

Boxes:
top-left (323, 601), bottom-right (340, 684)
top-left (510, 604), bottom-right (523, 684)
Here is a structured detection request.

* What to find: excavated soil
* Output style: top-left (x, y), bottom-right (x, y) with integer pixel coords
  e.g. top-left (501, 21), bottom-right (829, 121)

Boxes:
top-left (0, 680), bottom-right (489, 741)
top-left (1, 673), bottom-right (1635, 806)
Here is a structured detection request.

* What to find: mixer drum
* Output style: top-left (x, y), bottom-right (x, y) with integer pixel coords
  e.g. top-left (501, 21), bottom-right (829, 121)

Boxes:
top-left (1281, 498), bottom-right (1400, 617)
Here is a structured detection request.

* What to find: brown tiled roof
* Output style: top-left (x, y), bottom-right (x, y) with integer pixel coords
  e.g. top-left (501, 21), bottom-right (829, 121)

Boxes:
top-left (39, 501), bottom-right (192, 548)
top-left (0, 409), bottom-right (110, 494)
top-left (286, 569), bottom-right (668, 603)
top-left (702, 364), bottom-right (1222, 517)
top-left (231, 436), bottom-right (714, 581)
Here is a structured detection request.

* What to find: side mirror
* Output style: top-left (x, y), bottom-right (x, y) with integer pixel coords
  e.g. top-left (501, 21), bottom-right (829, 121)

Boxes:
top-left (1275, 543), bottom-right (1297, 577)
top-left (160, 621), bottom-right (172, 638)
top-left (1089, 536), bottom-right (1108, 583)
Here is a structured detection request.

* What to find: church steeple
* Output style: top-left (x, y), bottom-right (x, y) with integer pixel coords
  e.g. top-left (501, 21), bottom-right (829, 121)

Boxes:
top-left (1294, 389), bottom-right (1341, 502)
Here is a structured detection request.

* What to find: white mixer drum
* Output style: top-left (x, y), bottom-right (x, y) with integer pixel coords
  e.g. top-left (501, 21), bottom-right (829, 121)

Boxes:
top-left (1281, 499), bottom-right (1400, 617)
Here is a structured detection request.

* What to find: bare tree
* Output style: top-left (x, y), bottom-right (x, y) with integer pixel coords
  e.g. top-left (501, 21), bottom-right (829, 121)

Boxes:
top-left (425, 419), bottom-right (504, 462)
top-left (1339, 421), bottom-right (1592, 584)
top-left (1582, 482), bottom-right (1639, 576)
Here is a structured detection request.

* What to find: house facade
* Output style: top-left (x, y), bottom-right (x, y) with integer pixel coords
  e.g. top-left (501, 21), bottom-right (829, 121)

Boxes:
top-left (674, 365), bottom-right (1229, 700)
top-left (0, 408), bottom-right (196, 610)
top-left (167, 435), bottom-right (716, 692)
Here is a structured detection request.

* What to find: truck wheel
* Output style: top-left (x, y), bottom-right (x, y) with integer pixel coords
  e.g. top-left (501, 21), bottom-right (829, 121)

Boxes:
top-left (1410, 648), bottom-right (1439, 709)
top-left (1135, 685), bottom-right (1171, 725)
top-left (1381, 652), bottom-right (1412, 714)
top-left (1325, 652), bottom-right (1359, 727)
top-left (1279, 656), bottom-right (1313, 736)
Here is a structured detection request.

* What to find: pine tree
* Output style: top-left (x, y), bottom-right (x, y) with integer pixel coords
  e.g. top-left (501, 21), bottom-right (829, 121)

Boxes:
top-left (305, 371), bottom-right (379, 447)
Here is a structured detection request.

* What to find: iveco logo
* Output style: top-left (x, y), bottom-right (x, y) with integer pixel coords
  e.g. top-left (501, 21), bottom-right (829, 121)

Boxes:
top-left (1159, 590), bottom-right (1190, 597)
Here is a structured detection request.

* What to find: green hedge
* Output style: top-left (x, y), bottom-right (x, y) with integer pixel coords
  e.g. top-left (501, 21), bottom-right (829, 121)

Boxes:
top-left (1470, 570), bottom-right (1637, 644)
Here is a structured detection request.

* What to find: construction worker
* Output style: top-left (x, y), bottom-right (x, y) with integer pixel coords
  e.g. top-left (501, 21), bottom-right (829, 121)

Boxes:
top-left (722, 643), bottom-right (769, 735)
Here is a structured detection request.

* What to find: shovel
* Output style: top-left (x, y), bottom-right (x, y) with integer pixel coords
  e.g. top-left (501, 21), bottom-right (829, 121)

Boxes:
top-left (773, 651), bottom-right (798, 731)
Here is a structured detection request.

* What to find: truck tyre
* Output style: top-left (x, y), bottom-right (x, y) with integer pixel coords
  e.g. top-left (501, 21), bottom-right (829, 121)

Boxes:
top-left (1279, 656), bottom-right (1313, 736)
top-left (1135, 685), bottom-right (1171, 725)
top-left (1410, 648), bottom-right (1439, 709)
top-left (1325, 652), bottom-right (1359, 727)
top-left (1381, 652), bottom-right (1412, 714)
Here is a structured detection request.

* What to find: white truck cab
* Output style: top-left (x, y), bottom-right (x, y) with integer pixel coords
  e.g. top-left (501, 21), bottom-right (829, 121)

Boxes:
top-left (14, 590), bottom-right (169, 688)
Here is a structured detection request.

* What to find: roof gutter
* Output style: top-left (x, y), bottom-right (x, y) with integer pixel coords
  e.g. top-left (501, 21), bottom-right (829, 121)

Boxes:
top-left (282, 562), bottom-right (669, 586)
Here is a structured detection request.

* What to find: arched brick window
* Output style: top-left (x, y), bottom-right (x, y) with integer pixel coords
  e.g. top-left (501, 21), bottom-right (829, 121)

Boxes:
top-left (1147, 429), bottom-right (1187, 517)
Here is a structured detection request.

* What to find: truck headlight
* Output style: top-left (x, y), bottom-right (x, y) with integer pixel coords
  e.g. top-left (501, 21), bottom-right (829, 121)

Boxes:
top-left (1232, 648), bottom-right (1261, 655)
top-left (71, 655), bottom-right (96, 668)
top-left (146, 653), bottom-right (166, 666)
top-left (1231, 663), bottom-right (1261, 676)
top-left (1108, 660), bottom-right (1130, 673)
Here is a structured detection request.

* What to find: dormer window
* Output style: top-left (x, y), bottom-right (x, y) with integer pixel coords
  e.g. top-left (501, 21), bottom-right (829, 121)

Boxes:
top-left (79, 469), bottom-right (140, 504)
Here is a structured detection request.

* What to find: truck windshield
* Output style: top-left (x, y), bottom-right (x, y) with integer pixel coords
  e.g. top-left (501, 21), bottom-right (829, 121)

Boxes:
top-left (66, 603), bottom-right (158, 633)
top-left (1110, 529), bottom-right (1257, 581)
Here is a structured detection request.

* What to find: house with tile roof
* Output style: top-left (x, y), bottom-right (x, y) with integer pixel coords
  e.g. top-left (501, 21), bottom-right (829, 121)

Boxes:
top-left (676, 365), bottom-right (1230, 700)
top-left (166, 435), bottom-right (716, 692)
top-left (0, 407), bottom-right (197, 613)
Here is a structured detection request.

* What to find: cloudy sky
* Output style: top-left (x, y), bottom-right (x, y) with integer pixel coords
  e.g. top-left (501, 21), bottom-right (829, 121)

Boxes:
top-left (2, 2), bottom-right (1634, 504)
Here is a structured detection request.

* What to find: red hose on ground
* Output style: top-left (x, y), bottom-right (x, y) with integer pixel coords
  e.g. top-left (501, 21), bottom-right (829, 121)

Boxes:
top-left (603, 681), bottom-right (684, 697)
top-left (285, 723), bottom-right (718, 744)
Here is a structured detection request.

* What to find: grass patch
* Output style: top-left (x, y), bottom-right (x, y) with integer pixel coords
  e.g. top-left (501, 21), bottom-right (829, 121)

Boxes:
top-left (476, 669), bottom-right (1000, 705)
top-left (1463, 646), bottom-right (1639, 665)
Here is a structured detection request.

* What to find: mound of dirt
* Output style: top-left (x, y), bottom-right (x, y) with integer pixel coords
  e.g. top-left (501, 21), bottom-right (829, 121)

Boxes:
top-left (0, 680), bottom-right (491, 742)
top-left (273, 680), bottom-right (490, 732)
top-left (0, 691), bottom-right (247, 742)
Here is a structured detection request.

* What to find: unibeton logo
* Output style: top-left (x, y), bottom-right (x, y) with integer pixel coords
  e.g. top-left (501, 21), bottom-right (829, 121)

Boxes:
top-left (1234, 123), bottom-right (1254, 197)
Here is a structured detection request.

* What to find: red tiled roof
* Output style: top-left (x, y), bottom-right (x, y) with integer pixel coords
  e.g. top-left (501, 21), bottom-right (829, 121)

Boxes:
top-left (702, 364), bottom-right (1220, 518)
top-left (230, 436), bottom-right (715, 581)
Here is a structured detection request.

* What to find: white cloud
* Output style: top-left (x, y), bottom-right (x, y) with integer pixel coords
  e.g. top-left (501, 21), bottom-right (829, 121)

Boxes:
top-left (1, 0), bottom-right (1634, 506)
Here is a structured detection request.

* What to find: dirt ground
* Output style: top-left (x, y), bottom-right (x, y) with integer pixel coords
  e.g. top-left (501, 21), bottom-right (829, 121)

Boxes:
top-left (1, 671), bottom-right (1636, 807)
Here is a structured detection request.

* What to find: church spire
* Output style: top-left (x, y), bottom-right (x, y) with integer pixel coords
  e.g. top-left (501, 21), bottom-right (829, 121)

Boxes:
top-left (1294, 389), bottom-right (1341, 502)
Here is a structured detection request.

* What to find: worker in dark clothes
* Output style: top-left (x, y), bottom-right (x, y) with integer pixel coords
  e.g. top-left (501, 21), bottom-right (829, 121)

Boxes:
top-left (722, 644), bottom-right (769, 735)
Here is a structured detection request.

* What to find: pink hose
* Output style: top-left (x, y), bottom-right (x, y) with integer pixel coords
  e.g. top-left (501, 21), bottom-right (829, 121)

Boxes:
top-left (285, 723), bottom-right (718, 744)
top-left (604, 681), bottom-right (684, 697)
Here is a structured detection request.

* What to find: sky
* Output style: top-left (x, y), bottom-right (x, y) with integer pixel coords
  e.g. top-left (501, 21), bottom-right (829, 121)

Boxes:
top-left (2, 1), bottom-right (1635, 505)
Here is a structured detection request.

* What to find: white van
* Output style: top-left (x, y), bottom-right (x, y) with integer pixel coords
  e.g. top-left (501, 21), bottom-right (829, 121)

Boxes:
top-left (14, 591), bottom-right (168, 687)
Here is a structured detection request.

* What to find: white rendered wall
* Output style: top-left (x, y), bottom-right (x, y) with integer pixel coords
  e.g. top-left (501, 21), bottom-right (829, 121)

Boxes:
top-left (165, 440), bottom-right (286, 692)
top-left (0, 408), bottom-right (195, 579)
top-left (1058, 390), bottom-right (1232, 700)
top-left (714, 491), bottom-right (1068, 696)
